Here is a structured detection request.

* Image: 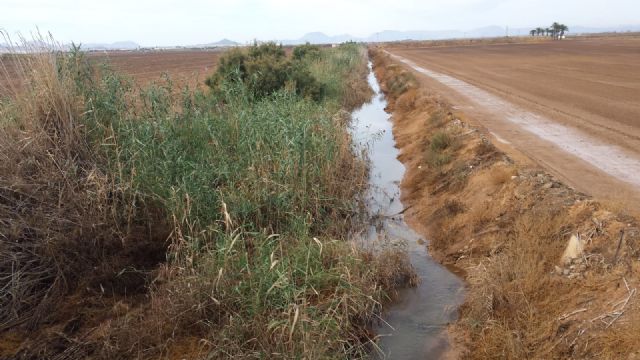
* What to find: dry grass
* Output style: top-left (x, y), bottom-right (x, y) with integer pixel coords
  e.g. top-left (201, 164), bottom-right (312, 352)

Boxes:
top-left (0, 36), bottom-right (164, 333)
top-left (489, 165), bottom-right (515, 186)
top-left (369, 49), bottom-right (418, 112)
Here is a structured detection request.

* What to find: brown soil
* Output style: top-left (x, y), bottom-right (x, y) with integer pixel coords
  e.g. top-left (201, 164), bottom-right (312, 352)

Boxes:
top-left (385, 36), bottom-right (640, 211)
top-left (87, 50), bottom-right (222, 89)
top-left (1, 49), bottom-right (222, 95)
top-left (370, 46), bottom-right (640, 358)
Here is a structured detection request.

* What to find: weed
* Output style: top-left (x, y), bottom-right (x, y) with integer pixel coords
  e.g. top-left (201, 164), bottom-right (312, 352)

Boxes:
top-left (430, 130), bottom-right (454, 151)
top-left (427, 150), bottom-right (452, 167)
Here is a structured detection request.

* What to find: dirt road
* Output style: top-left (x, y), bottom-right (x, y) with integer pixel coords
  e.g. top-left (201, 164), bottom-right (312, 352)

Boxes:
top-left (386, 37), bottom-right (640, 208)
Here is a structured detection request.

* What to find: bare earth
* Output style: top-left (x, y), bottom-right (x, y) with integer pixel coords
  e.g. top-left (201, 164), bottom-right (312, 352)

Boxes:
top-left (88, 50), bottom-right (221, 88)
top-left (1, 49), bottom-right (222, 94)
top-left (386, 37), bottom-right (640, 209)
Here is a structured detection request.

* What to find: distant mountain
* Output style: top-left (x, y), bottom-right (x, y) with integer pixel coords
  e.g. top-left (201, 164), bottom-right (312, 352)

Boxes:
top-left (82, 41), bottom-right (140, 50)
top-left (569, 24), bottom-right (640, 34)
top-left (280, 32), bottom-right (359, 45)
top-left (215, 38), bottom-right (240, 46)
top-left (198, 38), bottom-right (240, 47)
top-left (277, 27), bottom-right (509, 45)
top-left (3, 23), bottom-right (640, 54)
top-left (0, 40), bottom-right (140, 53)
top-left (278, 25), bottom-right (640, 45)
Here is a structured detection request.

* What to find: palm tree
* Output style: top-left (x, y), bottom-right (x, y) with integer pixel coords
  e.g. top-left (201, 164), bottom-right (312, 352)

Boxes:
top-left (536, 27), bottom-right (545, 36)
top-left (530, 29), bottom-right (536, 36)
top-left (551, 22), bottom-right (561, 39)
top-left (558, 24), bottom-right (569, 39)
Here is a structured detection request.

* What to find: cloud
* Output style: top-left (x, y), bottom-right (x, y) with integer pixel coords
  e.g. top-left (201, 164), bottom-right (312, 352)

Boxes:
top-left (2, 0), bottom-right (638, 45)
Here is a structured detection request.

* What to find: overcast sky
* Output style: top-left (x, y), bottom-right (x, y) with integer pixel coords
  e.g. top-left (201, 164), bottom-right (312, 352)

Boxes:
top-left (2, 0), bottom-right (639, 46)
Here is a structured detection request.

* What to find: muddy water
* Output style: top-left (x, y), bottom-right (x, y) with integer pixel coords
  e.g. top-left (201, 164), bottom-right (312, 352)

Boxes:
top-left (351, 63), bottom-right (464, 359)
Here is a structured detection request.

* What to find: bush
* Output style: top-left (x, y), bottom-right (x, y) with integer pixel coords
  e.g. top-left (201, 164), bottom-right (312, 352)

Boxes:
top-left (430, 130), bottom-right (453, 151)
top-left (292, 42), bottom-right (321, 61)
top-left (427, 150), bottom-right (452, 167)
top-left (287, 62), bottom-right (325, 100)
top-left (206, 42), bottom-right (325, 101)
top-left (204, 47), bottom-right (246, 88)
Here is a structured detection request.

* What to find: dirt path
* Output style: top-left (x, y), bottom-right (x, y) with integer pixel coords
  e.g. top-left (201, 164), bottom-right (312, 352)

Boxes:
top-left (385, 39), bottom-right (640, 208)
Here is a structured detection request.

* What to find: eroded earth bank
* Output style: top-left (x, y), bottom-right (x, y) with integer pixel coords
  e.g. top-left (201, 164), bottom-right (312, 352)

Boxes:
top-left (370, 47), bottom-right (640, 359)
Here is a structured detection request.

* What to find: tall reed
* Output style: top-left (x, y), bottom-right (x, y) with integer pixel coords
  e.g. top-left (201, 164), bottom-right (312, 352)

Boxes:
top-left (1, 39), bottom-right (412, 359)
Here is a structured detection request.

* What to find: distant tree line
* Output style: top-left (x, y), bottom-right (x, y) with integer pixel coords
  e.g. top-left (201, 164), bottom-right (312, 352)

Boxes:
top-left (529, 22), bottom-right (569, 39)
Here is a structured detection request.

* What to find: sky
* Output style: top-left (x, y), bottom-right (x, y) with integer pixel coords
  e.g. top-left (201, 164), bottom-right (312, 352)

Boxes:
top-left (1, 0), bottom-right (639, 46)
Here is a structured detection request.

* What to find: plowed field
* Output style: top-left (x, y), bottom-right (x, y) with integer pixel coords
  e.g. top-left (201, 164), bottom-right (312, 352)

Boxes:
top-left (387, 37), bottom-right (640, 206)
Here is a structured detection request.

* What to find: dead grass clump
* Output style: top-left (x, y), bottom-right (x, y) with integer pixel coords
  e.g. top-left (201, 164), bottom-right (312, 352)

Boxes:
top-left (426, 130), bottom-right (459, 169)
top-left (368, 48), bottom-right (417, 102)
top-left (475, 140), bottom-right (497, 158)
top-left (369, 249), bottom-right (419, 293)
top-left (430, 130), bottom-right (454, 151)
top-left (341, 47), bottom-right (375, 110)
top-left (426, 150), bottom-right (452, 168)
top-left (490, 165), bottom-right (516, 186)
top-left (429, 109), bottom-right (449, 127)
top-left (462, 210), bottom-right (569, 357)
top-left (2, 44), bottom-right (109, 330)
top-left (432, 200), bottom-right (466, 222)
top-left (395, 88), bottom-right (418, 112)
top-left (387, 69), bottom-right (417, 98)
top-left (1, 36), bottom-right (167, 344)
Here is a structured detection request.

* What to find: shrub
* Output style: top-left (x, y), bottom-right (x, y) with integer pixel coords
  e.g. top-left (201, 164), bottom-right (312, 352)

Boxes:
top-left (292, 42), bottom-right (321, 61)
top-left (427, 150), bottom-right (452, 167)
top-left (386, 68), bottom-right (417, 97)
top-left (287, 62), bottom-right (325, 100)
top-left (206, 42), bottom-right (325, 101)
top-left (430, 130), bottom-right (453, 151)
top-left (204, 47), bottom-right (246, 88)
top-left (429, 109), bottom-right (448, 126)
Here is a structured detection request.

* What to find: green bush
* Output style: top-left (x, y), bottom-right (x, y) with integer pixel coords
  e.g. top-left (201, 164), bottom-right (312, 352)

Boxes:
top-left (204, 47), bottom-right (247, 88)
top-left (248, 41), bottom-right (286, 59)
top-left (287, 62), bottom-right (325, 100)
top-left (292, 42), bottom-right (321, 61)
top-left (206, 42), bottom-right (325, 101)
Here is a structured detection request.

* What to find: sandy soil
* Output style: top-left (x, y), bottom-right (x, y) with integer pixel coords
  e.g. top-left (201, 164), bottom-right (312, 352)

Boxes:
top-left (386, 37), bottom-right (640, 209)
top-left (1, 49), bottom-right (222, 95)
